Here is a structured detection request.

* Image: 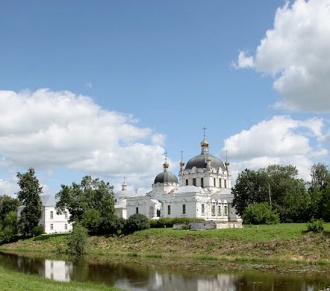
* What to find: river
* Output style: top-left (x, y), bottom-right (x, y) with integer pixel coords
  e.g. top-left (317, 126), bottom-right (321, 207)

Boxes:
top-left (0, 251), bottom-right (329, 291)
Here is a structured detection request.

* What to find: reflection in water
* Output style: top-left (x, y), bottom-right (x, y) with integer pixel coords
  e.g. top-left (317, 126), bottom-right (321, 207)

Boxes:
top-left (0, 251), bottom-right (329, 291)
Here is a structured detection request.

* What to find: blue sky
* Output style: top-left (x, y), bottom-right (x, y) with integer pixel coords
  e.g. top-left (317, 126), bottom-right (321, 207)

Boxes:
top-left (0, 0), bottom-right (329, 196)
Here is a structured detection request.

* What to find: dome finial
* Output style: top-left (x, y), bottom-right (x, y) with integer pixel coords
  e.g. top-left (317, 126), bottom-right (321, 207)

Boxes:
top-left (122, 176), bottom-right (127, 191)
top-left (163, 150), bottom-right (169, 171)
top-left (225, 150), bottom-right (230, 170)
top-left (179, 150), bottom-right (185, 176)
top-left (200, 126), bottom-right (209, 153)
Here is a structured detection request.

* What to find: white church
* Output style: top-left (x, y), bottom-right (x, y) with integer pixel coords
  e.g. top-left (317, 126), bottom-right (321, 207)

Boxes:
top-left (115, 133), bottom-right (242, 228)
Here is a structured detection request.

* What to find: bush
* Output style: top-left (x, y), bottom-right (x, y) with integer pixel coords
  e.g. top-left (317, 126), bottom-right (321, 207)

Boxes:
top-left (31, 225), bottom-right (44, 236)
top-left (243, 202), bottom-right (280, 225)
top-left (149, 217), bottom-right (204, 228)
top-left (100, 215), bottom-right (125, 236)
top-left (67, 222), bottom-right (88, 257)
top-left (124, 214), bottom-right (150, 234)
top-left (305, 219), bottom-right (324, 233)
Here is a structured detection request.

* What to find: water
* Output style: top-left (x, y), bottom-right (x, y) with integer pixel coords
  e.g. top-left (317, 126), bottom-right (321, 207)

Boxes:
top-left (0, 251), bottom-right (329, 291)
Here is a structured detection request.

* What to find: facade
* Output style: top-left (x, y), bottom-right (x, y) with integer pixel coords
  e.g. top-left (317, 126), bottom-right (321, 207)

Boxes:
top-left (116, 134), bottom-right (242, 227)
top-left (18, 195), bottom-right (73, 234)
top-left (39, 195), bottom-right (73, 234)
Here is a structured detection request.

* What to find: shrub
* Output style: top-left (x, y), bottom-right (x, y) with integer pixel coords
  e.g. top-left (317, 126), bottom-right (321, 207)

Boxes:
top-left (31, 225), bottom-right (44, 236)
top-left (100, 215), bottom-right (125, 236)
top-left (243, 202), bottom-right (280, 225)
top-left (67, 222), bottom-right (88, 257)
top-left (124, 214), bottom-right (150, 234)
top-left (305, 219), bottom-right (324, 233)
top-left (149, 217), bottom-right (204, 228)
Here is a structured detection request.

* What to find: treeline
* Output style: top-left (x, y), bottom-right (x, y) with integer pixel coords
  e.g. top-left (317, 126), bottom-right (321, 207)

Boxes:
top-left (0, 169), bottom-right (154, 245)
top-left (232, 163), bottom-right (330, 224)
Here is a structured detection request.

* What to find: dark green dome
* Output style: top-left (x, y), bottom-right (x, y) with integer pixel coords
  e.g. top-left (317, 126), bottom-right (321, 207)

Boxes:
top-left (154, 171), bottom-right (178, 184)
top-left (185, 154), bottom-right (225, 170)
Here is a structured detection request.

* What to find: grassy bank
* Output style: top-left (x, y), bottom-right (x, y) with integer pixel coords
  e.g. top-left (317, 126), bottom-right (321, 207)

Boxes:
top-left (0, 264), bottom-right (122, 291)
top-left (1, 223), bottom-right (330, 265)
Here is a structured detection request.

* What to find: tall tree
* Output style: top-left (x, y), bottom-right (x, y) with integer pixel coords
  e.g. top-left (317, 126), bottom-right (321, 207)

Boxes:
top-left (308, 163), bottom-right (330, 221)
top-left (232, 169), bottom-right (271, 217)
top-left (0, 195), bottom-right (20, 221)
top-left (56, 176), bottom-right (115, 234)
top-left (264, 165), bottom-right (309, 222)
top-left (16, 168), bottom-right (43, 237)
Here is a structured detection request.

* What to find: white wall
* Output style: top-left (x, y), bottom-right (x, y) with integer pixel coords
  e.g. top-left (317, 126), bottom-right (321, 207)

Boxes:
top-left (41, 206), bottom-right (72, 234)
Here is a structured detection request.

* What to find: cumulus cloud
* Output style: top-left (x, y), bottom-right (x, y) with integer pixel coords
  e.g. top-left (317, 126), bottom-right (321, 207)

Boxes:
top-left (234, 51), bottom-right (255, 69)
top-left (223, 115), bottom-right (327, 181)
top-left (0, 89), bottom-right (167, 191)
top-left (235, 0), bottom-right (330, 112)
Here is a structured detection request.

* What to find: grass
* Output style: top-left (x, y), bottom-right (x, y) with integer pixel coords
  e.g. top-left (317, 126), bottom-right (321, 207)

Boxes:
top-left (0, 264), bottom-right (122, 291)
top-left (2, 223), bottom-right (330, 265)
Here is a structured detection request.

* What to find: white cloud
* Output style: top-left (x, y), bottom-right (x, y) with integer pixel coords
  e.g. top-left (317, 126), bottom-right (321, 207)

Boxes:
top-left (0, 89), bottom-right (167, 192)
top-left (233, 51), bottom-right (255, 69)
top-left (236, 0), bottom-right (330, 112)
top-left (0, 177), bottom-right (18, 196)
top-left (223, 115), bottom-right (328, 181)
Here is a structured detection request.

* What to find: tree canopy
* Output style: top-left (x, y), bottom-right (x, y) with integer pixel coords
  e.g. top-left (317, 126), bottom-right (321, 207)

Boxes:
top-left (0, 195), bottom-right (20, 221)
top-left (16, 168), bottom-right (43, 237)
top-left (308, 163), bottom-right (330, 221)
top-left (233, 164), bottom-right (310, 223)
top-left (56, 176), bottom-right (116, 234)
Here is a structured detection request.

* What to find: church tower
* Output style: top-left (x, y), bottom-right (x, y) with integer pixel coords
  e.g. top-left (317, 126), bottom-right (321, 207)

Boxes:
top-left (179, 128), bottom-right (231, 191)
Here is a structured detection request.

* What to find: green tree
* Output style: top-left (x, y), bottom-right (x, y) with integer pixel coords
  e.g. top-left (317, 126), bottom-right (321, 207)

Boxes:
top-left (0, 195), bottom-right (20, 221)
top-left (308, 163), bottom-right (330, 221)
top-left (242, 202), bottom-right (279, 225)
top-left (67, 222), bottom-right (88, 257)
top-left (0, 211), bottom-right (19, 243)
top-left (233, 165), bottom-right (310, 223)
top-left (232, 169), bottom-right (270, 217)
top-left (16, 168), bottom-right (42, 238)
top-left (56, 176), bottom-right (116, 234)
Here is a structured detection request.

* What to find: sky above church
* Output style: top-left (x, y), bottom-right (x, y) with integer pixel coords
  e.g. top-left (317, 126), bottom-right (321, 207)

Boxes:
top-left (1, 0), bottom-right (330, 196)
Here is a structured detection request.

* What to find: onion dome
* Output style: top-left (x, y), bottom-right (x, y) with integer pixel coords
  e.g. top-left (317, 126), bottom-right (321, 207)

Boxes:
top-left (154, 171), bottom-right (179, 184)
top-left (185, 132), bottom-right (225, 170)
top-left (154, 158), bottom-right (179, 184)
top-left (185, 154), bottom-right (225, 170)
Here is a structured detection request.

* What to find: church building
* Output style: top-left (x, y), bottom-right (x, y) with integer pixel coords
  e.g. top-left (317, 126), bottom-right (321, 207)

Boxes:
top-left (115, 133), bottom-right (242, 228)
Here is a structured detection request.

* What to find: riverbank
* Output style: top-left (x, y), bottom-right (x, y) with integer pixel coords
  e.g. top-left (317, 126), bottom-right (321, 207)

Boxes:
top-left (1, 223), bottom-right (330, 266)
top-left (0, 264), bottom-right (122, 291)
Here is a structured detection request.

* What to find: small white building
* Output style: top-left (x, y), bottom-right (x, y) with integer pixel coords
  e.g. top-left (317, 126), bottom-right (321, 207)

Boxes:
top-left (117, 133), bottom-right (242, 228)
top-left (18, 195), bottom-right (73, 234)
top-left (40, 195), bottom-right (73, 234)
